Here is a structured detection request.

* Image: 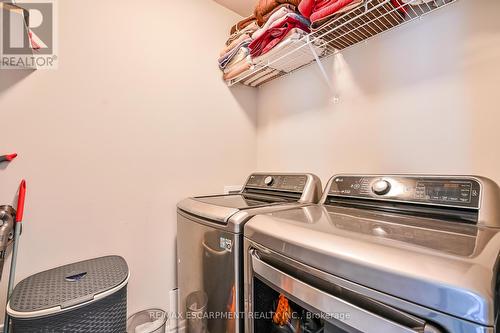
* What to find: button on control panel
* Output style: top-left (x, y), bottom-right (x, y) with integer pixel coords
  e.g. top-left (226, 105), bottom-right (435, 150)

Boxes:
top-left (329, 176), bottom-right (481, 209)
top-left (246, 174), bottom-right (308, 192)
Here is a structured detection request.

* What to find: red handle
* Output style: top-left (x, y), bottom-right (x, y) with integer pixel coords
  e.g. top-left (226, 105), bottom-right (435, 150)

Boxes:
top-left (0, 153), bottom-right (17, 162)
top-left (16, 180), bottom-right (26, 223)
top-left (6, 153), bottom-right (17, 161)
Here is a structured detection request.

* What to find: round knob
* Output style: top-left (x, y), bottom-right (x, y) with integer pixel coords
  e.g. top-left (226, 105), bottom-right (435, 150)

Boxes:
top-left (264, 176), bottom-right (274, 186)
top-left (372, 179), bottom-right (391, 195)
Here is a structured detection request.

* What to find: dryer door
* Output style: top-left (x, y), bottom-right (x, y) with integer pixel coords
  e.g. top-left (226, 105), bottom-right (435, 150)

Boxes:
top-left (248, 249), bottom-right (442, 333)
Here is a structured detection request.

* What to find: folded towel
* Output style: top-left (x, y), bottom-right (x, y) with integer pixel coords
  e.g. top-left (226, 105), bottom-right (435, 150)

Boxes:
top-left (223, 48), bottom-right (250, 73)
top-left (230, 15), bottom-right (257, 35)
top-left (254, 0), bottom-right (301, 26)
top-left (309, 0), bottom-right (363, 29)
top-left (252, 29), bottom-right (325, 80)
top-left (252, 28), bottom-right (312, 66)
top-left (252, 6), bottom-right (296, 40)
top-left (299, 0), bottom-right (359, 22)
top-left (259, 4), bottom-right (298, 27)
top-left (218, 39), bottom-right (251, 69)
top-left (226, 22), bottom-right (259, 46)
top-left (272, 12), bottom-right (311, 29)
top-left (249, 15), bottom-right (310, 58)
top-left (298, 0), bottom-right (318, 18)
top-left (223, 59), bottom-right (252, 81)
top-left (220, 33), bottom-right (251, 57)
top-left (310, 0), bottom-right (405, 30)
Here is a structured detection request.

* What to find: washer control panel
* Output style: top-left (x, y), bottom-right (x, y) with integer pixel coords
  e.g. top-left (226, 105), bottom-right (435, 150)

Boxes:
top-left (246, 174), bottom-right (308, 192)
top-left (328, 175), bottom-right (481, 209)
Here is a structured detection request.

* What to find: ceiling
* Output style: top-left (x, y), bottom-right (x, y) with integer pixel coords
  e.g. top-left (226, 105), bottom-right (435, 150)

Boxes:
top-left (214, 0), bottom-right (255, 17)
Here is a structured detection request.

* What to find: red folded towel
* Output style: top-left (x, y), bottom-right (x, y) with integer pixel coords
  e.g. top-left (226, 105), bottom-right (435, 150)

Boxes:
top-left (300, 0), bottom-right (407, 24)
top-left (249, 16), bottom-right (310, 57)
top-left (299, 0), bottom-right (356, 22)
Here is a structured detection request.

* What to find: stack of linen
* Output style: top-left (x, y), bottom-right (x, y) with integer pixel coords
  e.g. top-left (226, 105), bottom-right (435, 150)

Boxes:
top-left (220, 0), bottom-right (330, 84)
top-left (300, 0), bottom-right (408, 30)
top-left (249, 7), bottom-right (310, 58)
top-left (254, 0), bottom-right (302, 26)
top-left (218, 18), bottom-right (258, 81)
top-left (298, 0), bottom-right (364, 29)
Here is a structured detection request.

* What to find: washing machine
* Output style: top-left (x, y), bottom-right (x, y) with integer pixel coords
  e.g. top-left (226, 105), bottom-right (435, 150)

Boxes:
top-left (244, 174), bottom-right (500, 333)
top-left (177, 173), bottom-right (322, 333)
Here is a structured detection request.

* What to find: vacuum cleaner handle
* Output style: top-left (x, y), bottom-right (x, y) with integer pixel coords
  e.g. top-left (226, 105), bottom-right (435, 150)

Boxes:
top-left (16, 180), bottom-right (26, 223)
top-left (4, 180), bottom-right (27, 333)
top-left (0, 154), bottom-right (17, 163)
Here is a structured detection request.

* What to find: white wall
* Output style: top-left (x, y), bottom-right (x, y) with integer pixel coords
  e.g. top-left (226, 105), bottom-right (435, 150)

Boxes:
top-left (0, 0), bottom-right (257, 320)
top-left (256, 0), bottom-right (500, 186)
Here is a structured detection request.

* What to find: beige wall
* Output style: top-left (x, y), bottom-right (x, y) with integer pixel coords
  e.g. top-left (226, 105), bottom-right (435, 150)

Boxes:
top-left (256, 0), bottom-right (500, 186)
top-left (0, 0), bottom-right (257, 319)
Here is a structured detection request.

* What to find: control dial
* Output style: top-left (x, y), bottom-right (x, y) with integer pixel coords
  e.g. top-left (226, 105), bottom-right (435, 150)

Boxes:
top-left (264, 176), bottom-right (274, 186)
top-left (372, 179), bottom-right (391, 195)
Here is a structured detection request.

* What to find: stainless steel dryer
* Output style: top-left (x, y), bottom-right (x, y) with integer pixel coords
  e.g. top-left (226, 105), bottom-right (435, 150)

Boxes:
top-left (244, 174), bottom-right (500, 333)
top-left (177, 173), bottom-right (322, 333)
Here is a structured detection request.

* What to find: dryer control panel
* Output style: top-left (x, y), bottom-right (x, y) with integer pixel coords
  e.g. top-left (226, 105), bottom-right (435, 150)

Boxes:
top-left (246, 174), bottom-right (308, 192)
top-left (328, 175), bottom-right (481, 209)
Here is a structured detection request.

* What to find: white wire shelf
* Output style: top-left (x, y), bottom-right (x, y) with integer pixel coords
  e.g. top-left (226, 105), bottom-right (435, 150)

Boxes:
top-left (227, 0), bottom-right (457, 88)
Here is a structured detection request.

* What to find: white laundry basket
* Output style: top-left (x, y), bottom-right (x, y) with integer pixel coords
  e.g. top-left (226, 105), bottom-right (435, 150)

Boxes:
top-left (127, 309), bottom-right (168, 333)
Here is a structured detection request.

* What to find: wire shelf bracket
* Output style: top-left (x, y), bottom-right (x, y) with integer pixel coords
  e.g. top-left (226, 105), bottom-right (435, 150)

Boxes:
top-left (307, 35), bottom-right (334, 91)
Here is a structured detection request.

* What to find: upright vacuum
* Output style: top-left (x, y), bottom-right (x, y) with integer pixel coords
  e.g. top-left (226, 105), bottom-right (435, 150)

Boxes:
top-left (0, 154), bottom-right (27, 333)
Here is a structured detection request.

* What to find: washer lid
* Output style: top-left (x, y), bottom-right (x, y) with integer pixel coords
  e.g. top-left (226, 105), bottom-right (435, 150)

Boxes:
top-left (195, 194), bottom-right (286, 209)
top-left (245, 205), bottom-right (500, 326)
top-left (7, 256), bottom-right (129, 318)
top-left (177, 194), bottom-right (286, 223)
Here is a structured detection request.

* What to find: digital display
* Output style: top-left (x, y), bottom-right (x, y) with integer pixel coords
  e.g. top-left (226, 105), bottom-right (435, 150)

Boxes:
top-left (416, 181), bottom-right (472, 204)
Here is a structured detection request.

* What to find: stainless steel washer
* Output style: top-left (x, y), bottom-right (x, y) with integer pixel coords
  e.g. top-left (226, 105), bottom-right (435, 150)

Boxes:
top-left (177, 173), bottom-right (322, 333)
top-left (244, 174), bottom-right (500, 333)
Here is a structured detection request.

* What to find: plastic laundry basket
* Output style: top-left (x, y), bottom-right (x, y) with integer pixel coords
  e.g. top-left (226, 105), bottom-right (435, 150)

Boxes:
top-left (7, 255), bottom-right (129, 333)
top-left (127, 309), bottom-right (167, 333)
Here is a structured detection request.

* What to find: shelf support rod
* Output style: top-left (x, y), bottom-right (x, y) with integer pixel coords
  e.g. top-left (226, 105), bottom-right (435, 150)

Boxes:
top-left (307, 36), bottom-right (334, 91)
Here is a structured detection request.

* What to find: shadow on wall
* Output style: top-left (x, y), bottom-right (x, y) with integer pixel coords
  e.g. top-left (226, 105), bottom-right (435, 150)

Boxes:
top-left (0, 70), bottom-right (34, 97)
top-left (339, 5), bottom-right (467, 97)
top-left (257, 0), bottom-right (495, 106)
top-left (254, 60), bottom-right (335, 120)
top-left (334, 0), bottom-right (500, 96)
top-left (0, 162), bottom-right (11, 171)
top-left (229, 84), bottom-right (258, 128)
